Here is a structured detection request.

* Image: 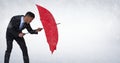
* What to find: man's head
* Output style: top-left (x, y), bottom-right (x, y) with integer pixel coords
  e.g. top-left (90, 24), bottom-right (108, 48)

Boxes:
top-left (24, 11), bottom-right (35, 23)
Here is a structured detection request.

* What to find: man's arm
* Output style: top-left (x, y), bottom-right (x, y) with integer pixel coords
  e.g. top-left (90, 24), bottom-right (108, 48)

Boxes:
top-left (26, 24), bottom-right (38, 34)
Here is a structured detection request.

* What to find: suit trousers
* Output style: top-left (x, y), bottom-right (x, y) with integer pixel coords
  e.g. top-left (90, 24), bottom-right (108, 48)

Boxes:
top-left (4, 33), bottom-right (29, 63)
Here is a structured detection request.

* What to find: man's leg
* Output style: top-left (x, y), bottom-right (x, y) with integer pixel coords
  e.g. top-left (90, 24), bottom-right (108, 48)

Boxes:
top-left (15, 37), bottom-right (29, 63)
top-left (4, 34), bottom-right (13, 63)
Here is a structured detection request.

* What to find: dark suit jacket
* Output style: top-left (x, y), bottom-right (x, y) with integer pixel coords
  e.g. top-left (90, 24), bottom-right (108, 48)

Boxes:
top-left (6, 15), bottom-right (38, 38)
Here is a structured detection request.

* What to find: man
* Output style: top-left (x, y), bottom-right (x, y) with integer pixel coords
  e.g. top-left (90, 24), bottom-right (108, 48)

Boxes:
top-left (4, 12), bottom-right (42, 63)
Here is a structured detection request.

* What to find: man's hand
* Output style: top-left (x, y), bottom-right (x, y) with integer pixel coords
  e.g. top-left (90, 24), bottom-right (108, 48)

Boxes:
top-left (19, 33), bottom-right (25, 37)
top-left (36, 28), bottom-right (43, 32)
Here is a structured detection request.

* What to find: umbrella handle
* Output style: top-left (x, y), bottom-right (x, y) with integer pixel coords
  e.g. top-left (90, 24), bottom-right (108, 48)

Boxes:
top-left (56, 23), bottom-right (60, 25)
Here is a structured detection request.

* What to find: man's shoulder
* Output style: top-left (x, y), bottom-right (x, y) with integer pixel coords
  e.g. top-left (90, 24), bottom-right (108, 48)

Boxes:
top-left (10, 15), bottom-right (24, 23)
top-left (12, 15), bottom-right (24, 19)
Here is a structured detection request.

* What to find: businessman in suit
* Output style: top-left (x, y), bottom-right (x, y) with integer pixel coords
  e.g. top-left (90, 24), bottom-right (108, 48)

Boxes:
top-left (4, 12), bottom-right (42, 63)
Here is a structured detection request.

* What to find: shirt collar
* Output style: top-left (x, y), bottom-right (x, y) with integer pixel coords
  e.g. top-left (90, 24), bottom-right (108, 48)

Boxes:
top-left (21, 16), bottom-right (24, 24)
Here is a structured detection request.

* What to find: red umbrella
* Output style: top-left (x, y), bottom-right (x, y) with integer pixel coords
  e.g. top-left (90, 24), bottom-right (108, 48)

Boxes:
top-left (36, 4), bottom-right (59, 54)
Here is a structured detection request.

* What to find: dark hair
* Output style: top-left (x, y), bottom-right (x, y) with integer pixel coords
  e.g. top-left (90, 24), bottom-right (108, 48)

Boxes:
top-left (25, 11), bottom-right (35, 18)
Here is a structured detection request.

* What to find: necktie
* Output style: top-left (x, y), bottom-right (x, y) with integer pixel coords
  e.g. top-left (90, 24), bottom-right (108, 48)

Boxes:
top-left (19, 22), bottom-right (24, 30)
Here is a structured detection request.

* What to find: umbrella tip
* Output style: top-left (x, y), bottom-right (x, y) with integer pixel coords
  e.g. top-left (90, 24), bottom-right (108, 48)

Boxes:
top-left (36, 4), bottom-right (38, 6)
top-left (51, 50), bottom-right (54, 54)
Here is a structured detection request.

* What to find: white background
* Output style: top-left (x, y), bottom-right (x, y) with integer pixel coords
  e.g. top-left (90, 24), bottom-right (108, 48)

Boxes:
top-left (0, 0), bottom-right (120, 63)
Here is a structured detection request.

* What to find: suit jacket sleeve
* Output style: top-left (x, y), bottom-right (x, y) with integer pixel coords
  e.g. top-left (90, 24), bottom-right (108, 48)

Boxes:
top-left (26, 24), bottom-right (38, 34)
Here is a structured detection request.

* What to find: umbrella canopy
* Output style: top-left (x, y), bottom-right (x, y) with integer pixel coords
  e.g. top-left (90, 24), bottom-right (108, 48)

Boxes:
top-left (36, 4), bottom-right (59, 54)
